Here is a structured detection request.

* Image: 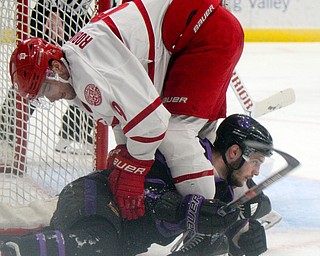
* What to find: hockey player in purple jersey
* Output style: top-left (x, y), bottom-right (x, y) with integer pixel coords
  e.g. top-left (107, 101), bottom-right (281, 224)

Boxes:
top-left (0, 114), bottom-right (273, 256)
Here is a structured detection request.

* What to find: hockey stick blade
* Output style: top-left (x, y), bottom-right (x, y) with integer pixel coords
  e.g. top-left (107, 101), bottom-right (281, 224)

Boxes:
top-left (229, 70), bottom-right (296, 118)
top-left (218, 141), bottom-right (300, 216)
top-left (251, 88), bottom-right (296, 118)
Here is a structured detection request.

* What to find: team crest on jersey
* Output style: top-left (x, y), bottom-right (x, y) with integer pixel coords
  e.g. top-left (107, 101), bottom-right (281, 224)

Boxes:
top-left (18, 53), bottom-right (28, 60)
top-left (84, 84), bottom-right (102, 106)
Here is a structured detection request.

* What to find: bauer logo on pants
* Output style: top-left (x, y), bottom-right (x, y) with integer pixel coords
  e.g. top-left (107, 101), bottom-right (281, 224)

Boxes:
top-left (84, 84), bottom-right (102, 106)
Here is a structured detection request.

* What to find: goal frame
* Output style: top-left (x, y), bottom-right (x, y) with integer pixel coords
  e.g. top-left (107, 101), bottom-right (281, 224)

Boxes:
top-left (6, 0), bottom-right (111, 174)
top-left (0, 0), bottom-right (111, 232)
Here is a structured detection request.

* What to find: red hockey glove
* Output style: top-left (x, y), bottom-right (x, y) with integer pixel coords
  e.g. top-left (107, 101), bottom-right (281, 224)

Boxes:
top-left (107, 145), bottom-right (154, 220)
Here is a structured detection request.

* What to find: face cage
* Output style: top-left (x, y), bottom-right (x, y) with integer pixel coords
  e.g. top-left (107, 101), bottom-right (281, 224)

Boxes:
top-left (28, 69), bottom-right (60, 109)
top-left (242, 145), bottom-right (273, 170)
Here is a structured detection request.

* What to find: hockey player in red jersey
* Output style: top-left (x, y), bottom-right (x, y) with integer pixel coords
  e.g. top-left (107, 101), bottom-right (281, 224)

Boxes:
top-left (9, 0), bottom-right (244, 221)
top-left (9, 35), bottom-right (170, 221)
top-left (0, 114), bottom-right (272, 256)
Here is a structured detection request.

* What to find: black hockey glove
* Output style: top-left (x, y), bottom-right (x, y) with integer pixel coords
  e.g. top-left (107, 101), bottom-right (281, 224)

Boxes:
top-left (240, 193), bottom-right (272, 220)
top-left (153, 191), bottom-right (240, 235)
top-left (239, 180), bottom-right (272, 220)
top-left (226, 219), bottom-right (267, 256)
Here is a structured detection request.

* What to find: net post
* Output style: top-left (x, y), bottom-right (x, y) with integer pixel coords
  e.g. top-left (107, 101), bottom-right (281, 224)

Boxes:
top-left (14, 0), bottom-right (30, 174)
top-left (93, 0), bottom-right (111, 171)
top-left (94, 122), bottom-right (109, 171)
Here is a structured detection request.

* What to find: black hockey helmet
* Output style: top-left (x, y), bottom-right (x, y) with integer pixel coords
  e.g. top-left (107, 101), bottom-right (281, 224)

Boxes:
top-left (213, 114), bottom-right (273, 158)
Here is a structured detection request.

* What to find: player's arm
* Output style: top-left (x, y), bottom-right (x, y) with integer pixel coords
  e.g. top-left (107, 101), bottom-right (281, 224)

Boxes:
top-left (107, 97), bottom-right (169, 220)
top-left (106, 69), bottom-right (170, 220)
top-left (151, 191), bottom-right (240, 236)
top-left (102, 52), bottom-right (170, 221)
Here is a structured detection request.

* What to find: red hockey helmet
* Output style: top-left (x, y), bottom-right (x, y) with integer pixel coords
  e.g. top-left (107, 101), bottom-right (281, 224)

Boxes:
top-left (9, 37), bottom-right (63, 100)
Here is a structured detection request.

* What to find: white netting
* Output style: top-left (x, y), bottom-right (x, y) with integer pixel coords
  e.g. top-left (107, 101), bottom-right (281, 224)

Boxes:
top-left (0, 0), bottom-right (99, 213)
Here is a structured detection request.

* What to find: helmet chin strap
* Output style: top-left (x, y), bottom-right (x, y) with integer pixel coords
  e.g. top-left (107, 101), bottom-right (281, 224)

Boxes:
top-left (58, 58), bottom-right (72, 84)
top-left (57, 76), bottom-right (71, 84)
top-left (222, 151), bottom-right (245, 184)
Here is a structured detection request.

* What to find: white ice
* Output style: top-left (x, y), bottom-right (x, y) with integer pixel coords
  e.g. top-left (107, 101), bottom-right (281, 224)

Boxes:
top-left (125, 42), bottom-right (320, 255)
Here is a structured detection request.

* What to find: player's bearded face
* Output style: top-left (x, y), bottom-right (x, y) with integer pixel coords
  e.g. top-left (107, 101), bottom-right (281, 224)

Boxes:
top-left (230, 152), bottom-right (265, 187)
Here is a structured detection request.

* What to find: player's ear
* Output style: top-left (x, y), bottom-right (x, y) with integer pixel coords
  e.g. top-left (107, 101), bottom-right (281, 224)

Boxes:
top-left (50, 60), bottom-right (63, 74)
top-left (228, 144), bottom-right (242, 161)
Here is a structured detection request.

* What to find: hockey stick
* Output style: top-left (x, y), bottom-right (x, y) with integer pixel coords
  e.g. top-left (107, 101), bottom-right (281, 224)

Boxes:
top-left (229, 70), bottom-right (296, 118)
top-left (218, 141), bottom-right (300, 216)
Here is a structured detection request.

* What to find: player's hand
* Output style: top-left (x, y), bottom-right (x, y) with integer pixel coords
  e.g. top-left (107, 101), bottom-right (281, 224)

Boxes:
top-left (154, 192), bottom-right (239, 235)
top-left (196, 198), bottom-right (240, 234)
top-left (226, 219), bottom-right (267, 256)
top-left (107, 145), bottom-right (154, 220)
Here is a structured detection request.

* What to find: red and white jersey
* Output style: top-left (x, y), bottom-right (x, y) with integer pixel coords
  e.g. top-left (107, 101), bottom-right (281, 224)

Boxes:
top-left (62, 0), bottom-right (172, 161)
top-left (101, 0), bottom-right (172, 93)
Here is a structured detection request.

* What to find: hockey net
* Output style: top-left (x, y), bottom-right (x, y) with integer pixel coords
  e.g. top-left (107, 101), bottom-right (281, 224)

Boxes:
top-left (0, 0), bottom-right (110, 232)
